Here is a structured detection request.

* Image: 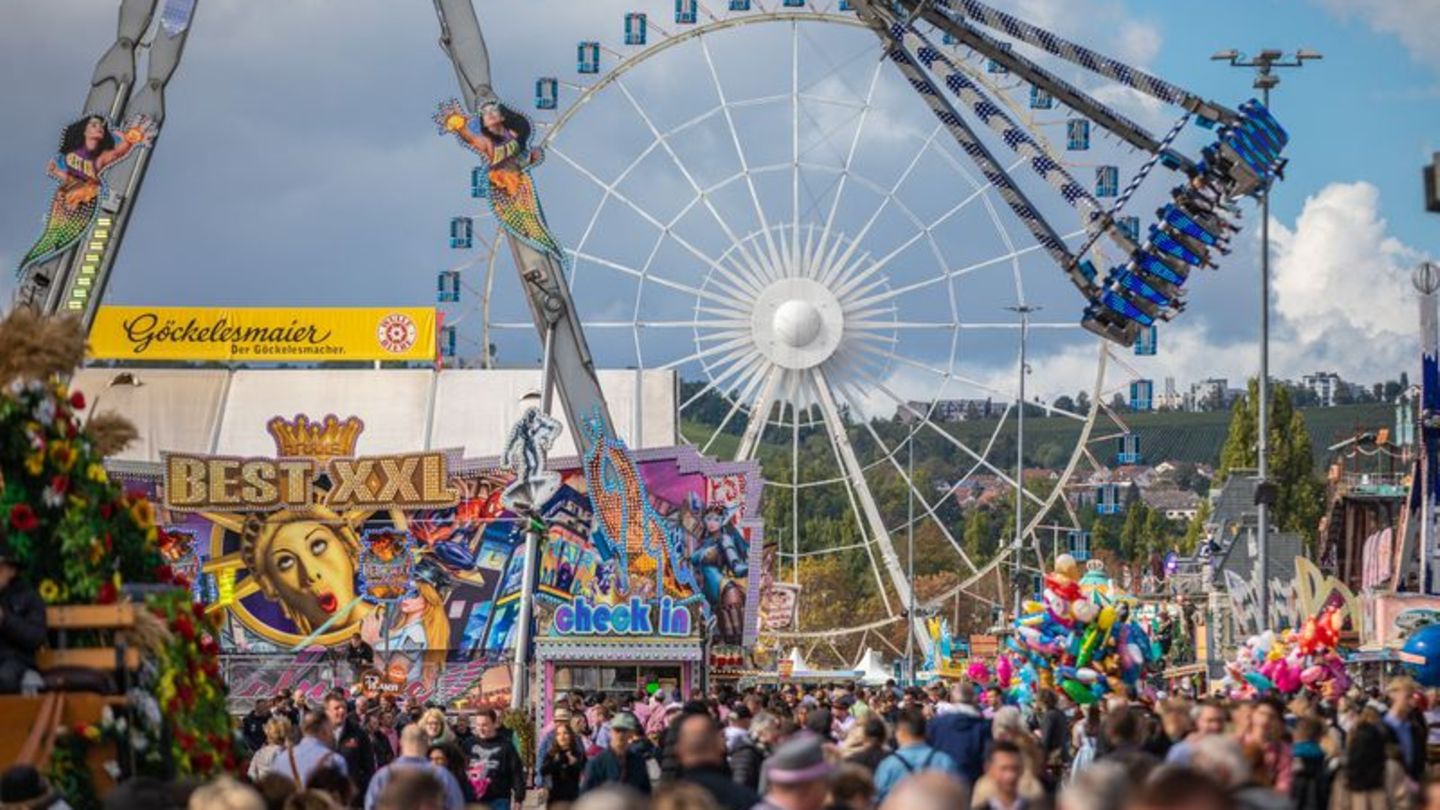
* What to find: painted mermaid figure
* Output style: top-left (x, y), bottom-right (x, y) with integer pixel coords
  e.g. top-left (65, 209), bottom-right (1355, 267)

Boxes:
top-left (434, 99), bottom-right (565, 265)
top-left (16, 114), bottom-right (155, 279)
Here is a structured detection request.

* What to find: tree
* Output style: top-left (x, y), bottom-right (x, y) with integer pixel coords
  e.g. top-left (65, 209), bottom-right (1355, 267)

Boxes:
top-left (1180, 500), bottom-right (1211, 554)
top-left (1216, 379), bottom-right (1325, 544)
top-left (1075, 391), bottom-right (1091, 413)
top-left (963, 509), bottom-right (994, 564)
top-left (1053, 395), bottom-right (1076, 414)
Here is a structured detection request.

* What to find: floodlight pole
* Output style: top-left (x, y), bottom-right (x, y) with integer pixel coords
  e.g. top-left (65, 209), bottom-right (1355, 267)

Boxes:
top-left (1214, 49), bottom-right (1320, 626)
top-left (1006, 305), bottom-right (1040, 621)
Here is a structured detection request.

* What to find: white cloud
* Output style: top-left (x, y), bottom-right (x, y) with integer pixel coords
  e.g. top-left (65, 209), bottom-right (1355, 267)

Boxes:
top-left (1317, 0), bottom-right (1440, 70)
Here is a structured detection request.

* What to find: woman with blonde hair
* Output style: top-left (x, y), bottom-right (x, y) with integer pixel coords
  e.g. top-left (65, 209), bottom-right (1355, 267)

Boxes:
top-left (189, 777), bottom-right (265, 810)
top-left (419, 707), bottom-right (455, 748)
top-left (248, 715), bottom-right (294, 782)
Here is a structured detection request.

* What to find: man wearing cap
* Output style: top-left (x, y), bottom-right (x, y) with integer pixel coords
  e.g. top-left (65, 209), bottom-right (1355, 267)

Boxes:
top-left (0, 537), bottom-right (45, 694)
top-left (754, 734), bottom-right (833, 810)
top-left (580, 711), bottom-right (651, 795)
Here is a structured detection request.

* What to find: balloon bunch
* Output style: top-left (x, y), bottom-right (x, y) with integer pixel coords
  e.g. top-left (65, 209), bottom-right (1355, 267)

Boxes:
top-left (1221, 606), bottom-right (1350, 701)
top-left (1002, 555), bottom-right (1162, 706)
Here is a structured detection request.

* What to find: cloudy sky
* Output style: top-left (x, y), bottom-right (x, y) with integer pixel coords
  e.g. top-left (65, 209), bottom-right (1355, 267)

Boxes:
top-left (1, 0), bottom-right (1436, 410)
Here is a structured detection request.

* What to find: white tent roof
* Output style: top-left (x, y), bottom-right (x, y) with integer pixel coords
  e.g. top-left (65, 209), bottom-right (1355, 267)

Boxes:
top-left (856, 648), bottom-right (891, 686)
top-left (72, 367), bottom-right (676, 463)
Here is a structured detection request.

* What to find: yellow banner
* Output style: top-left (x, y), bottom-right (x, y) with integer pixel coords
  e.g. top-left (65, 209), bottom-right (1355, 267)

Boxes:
top-left (89, 306), bottom-right (437, 362)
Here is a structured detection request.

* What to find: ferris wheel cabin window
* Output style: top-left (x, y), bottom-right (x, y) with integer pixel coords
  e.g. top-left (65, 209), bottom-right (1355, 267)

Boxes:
top-left (1096, 165), bottom-right (1119, 197)
top-left (624, 12), bottom-right (648, 46)
top-left (1134, 324), bottom-right (1158, 356)
top-left (470, 166), bottom-right (488, 198)
top-left (449, 216), bottom-right (473, 250)
top-left (1030, 87), bottom-right (1054, 110)
top-left (437, 270), bottom-right (461, 303)
top-left (440, 325), bottom-right (457, 358)
top-left (577, 42), bottom-right (601, 74)
top-left (728, 0), bottom-right (751, 10)
top-left (536, 77), bottom-right (559, 110)
top-left (675, 0), bottom-right (698, 24)
top-left (1067, 119), bottom-right (1090, 151)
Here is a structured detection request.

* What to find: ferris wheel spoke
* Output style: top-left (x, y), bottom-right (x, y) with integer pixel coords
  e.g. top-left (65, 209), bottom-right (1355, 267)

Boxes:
top-left (680, 343), bottom-right (765, 407)
top-left (818, 55), bottom-right (886, 263)
top-left (791, 20), bottom-right (801, 266)
top-left (735, 365), bottom-right (784, 462)
top-left (569, 249), bottom-right (736, 309)
top-left (613, 78), bottom-right (771, 296)
top-left (834, 380), bottom-right (984, 578)
top-left (658, 333), bottom-right (754, 372)
top-left (700, 36), bottom-right (785, 280)
top-left (819, 123), bottom-right (943, 287)
top-left (699, 355), bottom-right (773, 456)
top-left (850, 367), bottom-right (1045, 508)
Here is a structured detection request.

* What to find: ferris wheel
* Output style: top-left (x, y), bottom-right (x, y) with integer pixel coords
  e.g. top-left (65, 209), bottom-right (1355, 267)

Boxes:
top-left (438, 0), bottom-right (1283, 663)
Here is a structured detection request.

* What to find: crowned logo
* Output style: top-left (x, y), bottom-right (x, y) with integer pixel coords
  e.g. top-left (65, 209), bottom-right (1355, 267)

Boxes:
top-left (377, 313), bottom-right (418, 354)
top-left (266, 414), bottom-right (365, 460)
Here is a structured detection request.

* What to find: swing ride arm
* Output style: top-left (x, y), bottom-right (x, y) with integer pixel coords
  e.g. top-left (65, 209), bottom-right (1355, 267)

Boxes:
top-left (430, 0), bottom-right (616, 457)
top-left (17, 0), bottom-right (198, 327)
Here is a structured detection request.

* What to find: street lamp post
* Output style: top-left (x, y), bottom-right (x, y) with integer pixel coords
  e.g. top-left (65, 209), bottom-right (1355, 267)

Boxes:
top-left (1212, 48), bottom-right (1321, 624)
top-left (1006, 305), bottom-right (1040, 620)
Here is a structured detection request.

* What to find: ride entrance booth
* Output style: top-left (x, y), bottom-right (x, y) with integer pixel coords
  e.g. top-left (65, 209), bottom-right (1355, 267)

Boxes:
top-left (536, 596), bottom-right (705, 717)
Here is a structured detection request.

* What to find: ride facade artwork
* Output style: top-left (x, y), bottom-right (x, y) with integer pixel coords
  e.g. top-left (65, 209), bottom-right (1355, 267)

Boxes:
top-left (109, 413), bottom-right (764, 708)
top-left (15, 114), bottom-right (154, 279)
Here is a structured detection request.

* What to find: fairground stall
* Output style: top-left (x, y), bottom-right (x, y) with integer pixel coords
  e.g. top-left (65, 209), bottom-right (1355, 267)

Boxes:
top-left (83, 361), bottom-right (763, 712)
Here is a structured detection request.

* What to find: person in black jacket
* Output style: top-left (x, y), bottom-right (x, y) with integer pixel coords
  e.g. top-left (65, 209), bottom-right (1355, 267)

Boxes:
top-left (324, 691), bottom-right (377, 797)
top-left (468, 709), bottom-right (527, 810)
top-left (0, 541), bottom-right (46, 694)
top-left (540, 721), bottom-right (586, 807)
top-left (674, 714), bottom-right (760, 810)
top-left (344, 634), bottom-right (374, 682)
top-left (243, 698), bottom-right (273, 752)
top-left (581, 711), bottom-right (651, 796)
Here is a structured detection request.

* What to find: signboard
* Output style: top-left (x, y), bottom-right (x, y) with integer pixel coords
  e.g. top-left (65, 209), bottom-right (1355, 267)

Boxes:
top-left (90, 306), bottom-right (437, 362)
top-left (969, 634), bottom-right (999, 658)
top-left (552, 597), bottom-right (693, 637)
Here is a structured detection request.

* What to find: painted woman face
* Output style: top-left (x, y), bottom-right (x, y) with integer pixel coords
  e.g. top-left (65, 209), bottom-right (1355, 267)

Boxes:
top-left (266, 521), bottom-right (359, 631)
top-left (704, 514), bottom-right (723, 534)
top-left (481, 107), bottom-right (505, 135)
top-left (83, 118), bottom-right (106, 150)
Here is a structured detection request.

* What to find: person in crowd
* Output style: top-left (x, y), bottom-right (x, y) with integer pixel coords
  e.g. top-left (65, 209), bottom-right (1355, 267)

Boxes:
top-left (728, 711), bottom-right (773, 792)
top-left (280, 790), bottom-right (340, 810)
top-left (462, 708), bottom-right (525, 810)
top-left (343, 635), bottom-right (373, 683)
top-left (973, 740), bottom-right (1028, 810)
top-left (267, 712), bottom-right (347, 788)
top-left (374, 769), bottom-right (446, 810)
top-left (1190, 733), bottom-right (1289, 810)
top-left (752, 735), bottom-right (833, 810)
top-left (253, 774), bottom-right (298, 810)
top-left (323, 692), bottom-right (375, 796)
top-left (1386, 677), bottom-right (1428, 785)
top-left (824, 764), bottom-right (875, 810)
top-left (873, 708), bottom-right (957, 804)
top-left (449, 714), bottom-right (478, 758)
top-left (541, 719), bottom-right (588, 807)
top-left (249, 716), bottom-right (294, 783)
top-left (244, 700), bottom-right (273, 753)
top-left (416, 708), bottom-right (452, 750)
top-left (723, 705), bottom-right (751, 753)
top-left (304, 766), bottom-right (354, 809)
top-left (1166, 701), bottom-right (1227, 766)
top-left (1037, 690), bottom-right (1071, 771)
top-left (0, 540), bottom-right (46, 694)
top-left (582, 711), bottom-right (652, 796)
top-left (1098, 707), bottom-right (1159, 780)
top-left (364, 714), bottom-right (394, 770)
top-left (1242, 699), bottom-right (1293, 794)
top-left (1068, 704), bottom-right (1102, 783)
top-left (1291, 715), bottom-right (1332, 810)
top-left (673, 713), bottom-right (760, 810)
top-left (844, 717), bottom-right (890, 773)
top-left (1327, 720), bottom-right (1408, 810)
top-left (363, 725), bottom-right (463, 810)
top-left (983, 687), bottom-right (1006, 719)
top-left (832, 696), bottom-right (858, 739)
top-left (425, 743), bottom-right (476, 805)
top-left (927, 683), bottom-right (992, 784)
top-left (188, 777), bottom-right (265, 810)
top-left (1122, 766), bottom-right (1233, 810)
top-left (0, 764), bottom-right (69, 810)
top-left (1420, 772), bottom-right (1440, 810)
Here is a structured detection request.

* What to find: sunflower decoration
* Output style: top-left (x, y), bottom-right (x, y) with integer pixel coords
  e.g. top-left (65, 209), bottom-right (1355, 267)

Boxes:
top-left (0, 310), bottom-right (163, 603)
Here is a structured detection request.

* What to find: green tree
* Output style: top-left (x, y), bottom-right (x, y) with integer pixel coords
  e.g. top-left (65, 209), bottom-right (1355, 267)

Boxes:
top-left (1217, 380), bottom-right (1325, 544)
top-left (963, 509), bottom-right (994, 563)
top-left (1180, 500), bottom-right (1211, 554)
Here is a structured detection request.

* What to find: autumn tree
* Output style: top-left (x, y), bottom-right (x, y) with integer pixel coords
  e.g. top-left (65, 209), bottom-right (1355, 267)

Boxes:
top-left (1217, 379), bottom-right (1325, 544)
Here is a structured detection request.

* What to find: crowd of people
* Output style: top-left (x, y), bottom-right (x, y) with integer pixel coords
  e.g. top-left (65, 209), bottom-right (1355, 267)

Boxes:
top-left (8, 675), bottom-right (1440, 810)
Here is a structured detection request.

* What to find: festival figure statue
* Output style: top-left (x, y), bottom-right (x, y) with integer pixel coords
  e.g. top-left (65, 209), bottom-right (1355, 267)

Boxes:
top-left (434, 99), bottom-right (566, 265)
top-left (16, 114), bottom-right (155, 279)
top-left (500, 406), bottom-right (563, 513)
top-left (689, 503), bottom-right (749, 642)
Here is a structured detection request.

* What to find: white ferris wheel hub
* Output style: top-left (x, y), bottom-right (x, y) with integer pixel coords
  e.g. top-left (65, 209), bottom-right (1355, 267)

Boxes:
top-left (751, 276), bottom-right (845, 370)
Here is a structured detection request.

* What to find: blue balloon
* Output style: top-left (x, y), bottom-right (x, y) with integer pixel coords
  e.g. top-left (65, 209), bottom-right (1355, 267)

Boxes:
top-left (1404, 624), bottom-right (1440, 687)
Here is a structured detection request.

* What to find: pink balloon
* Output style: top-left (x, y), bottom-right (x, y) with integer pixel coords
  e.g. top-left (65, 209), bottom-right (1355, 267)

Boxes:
top-left (1300, 665), bottom-right (1324, 685)
top-left (967, 661), bottom-right (991, 684)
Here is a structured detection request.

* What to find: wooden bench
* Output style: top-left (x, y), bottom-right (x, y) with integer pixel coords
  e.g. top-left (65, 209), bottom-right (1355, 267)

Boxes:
top-left (0, 603), bottom-right (141, 787)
